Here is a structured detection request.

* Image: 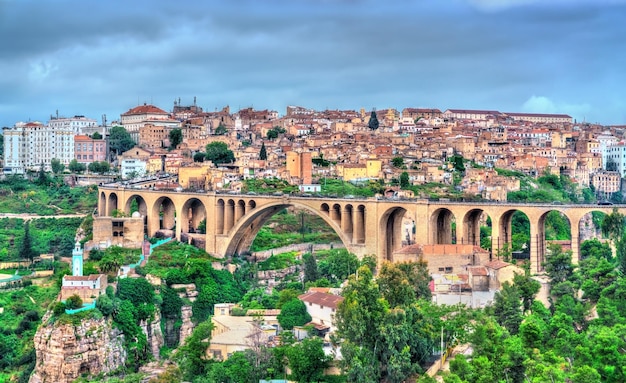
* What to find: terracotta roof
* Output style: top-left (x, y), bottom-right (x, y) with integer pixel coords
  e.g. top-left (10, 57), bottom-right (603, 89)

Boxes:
top-left (484, 260), bottom-right (512, 270)
top-left (63, 274), bottom-right (104, 281)
top-left (298, 291), bottom-right (344, 309)
top-left (122, 104), bottom-right (168, 116)
top-left (467, 266), bottom-right (489, 276)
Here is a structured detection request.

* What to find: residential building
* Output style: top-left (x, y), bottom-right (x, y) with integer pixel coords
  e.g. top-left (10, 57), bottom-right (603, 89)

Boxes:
top-left (74, 135), bottom-right (107, 164)
top-left (504, 112), bottom-right (572, 124)
top-left (298, 290), bottom-right (344, 334)
top-left (120, 103), bottom-right (179, 142)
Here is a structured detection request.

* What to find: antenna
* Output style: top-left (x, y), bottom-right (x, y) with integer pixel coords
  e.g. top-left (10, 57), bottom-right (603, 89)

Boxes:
top-left (102, 114), bottom-right (107, 127)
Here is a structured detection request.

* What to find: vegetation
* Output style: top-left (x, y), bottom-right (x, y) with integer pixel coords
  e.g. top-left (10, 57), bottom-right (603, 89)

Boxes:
top-left (205, 142), bottom-right (235, 165)
top-left (0, 176), bottom-right (97, 215)
top-left (168, 128), bottom-right (183, 149)
top-left (108, 126), bottom-right (135, 155)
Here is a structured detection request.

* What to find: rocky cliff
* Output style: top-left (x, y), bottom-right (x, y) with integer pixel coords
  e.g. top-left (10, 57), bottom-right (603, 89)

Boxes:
top-left (29, 314), bottom-right (127, 383)
top-left (140, 311), bottom-right (164, 360)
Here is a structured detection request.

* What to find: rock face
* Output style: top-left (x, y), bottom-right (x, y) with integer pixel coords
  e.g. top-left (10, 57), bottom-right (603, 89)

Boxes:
top-left (29, 314), bottom-right (127, 383)
top-left (140, 311), bottom-right (164, 360)
top-left (179, 305), bottom-right (194, 345)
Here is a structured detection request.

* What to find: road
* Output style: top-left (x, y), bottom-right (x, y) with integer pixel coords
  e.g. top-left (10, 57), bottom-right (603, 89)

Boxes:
top-left (0, 213), bottom-right (88, 220)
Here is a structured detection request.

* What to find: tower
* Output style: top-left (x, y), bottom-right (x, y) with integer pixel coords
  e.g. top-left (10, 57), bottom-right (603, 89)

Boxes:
top-left (72, 241), bottom-right (83, 277)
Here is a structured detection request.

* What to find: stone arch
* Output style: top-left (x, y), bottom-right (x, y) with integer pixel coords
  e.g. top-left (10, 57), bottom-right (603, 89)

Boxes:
top-left (539, 209), bottom-right (572, 270)
top-left (379, 206), bottom-right (408, 262)
top-left (107, 193), bottom-right (118, 216)
top-left (494, 209), bottom-right (531, 262)
top-left (124, 194), bottom-right (148, 217)
top-left (99, 191), bottom-right (106, 216)
top-left (462, 208), bottom-right (491, 248)
top-left (151, 196), bottom-right (176, 237)
top-left (223, 201), bottom-right (351, 257)
top-left (430, 208), bottom-right (455, 244)
top-left (180, 197), bottom-right (207, 237)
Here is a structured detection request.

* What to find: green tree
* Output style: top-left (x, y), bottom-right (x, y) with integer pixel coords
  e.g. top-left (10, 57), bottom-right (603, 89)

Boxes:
top-left (214, 123), bottom-right (228, 135)
top-left (318, 249), bottom-right (359, 284)
top-left (580, 238), bottom-right (613, 261)
top-left (400, 171), bottom-right (410, 188)
top-left (65, 294), bottom-right (83, 309)
top-left (175, 321), bottom-right (215, 380)
top-left (193, 152), bottom-right (206, 162)
top-left (96, 294), bottom-right (114, 316)
top-left (91, 131), bottom-right (102, 139)
top-left (36, 162), bottom-right (48, 185)
top-left (50, 158), bottom-right (65, 174)
top-left (513, 272), bottom-right (541, 312)
top-left (68, 159), bottom-right (86, 173)
top-left (19, 221), bottom-right (36, 260)
top-left (286, 337), bottom-right (331, 383)
top-left (108, 125), bottom-right (135, 156)
top-left (544, 243), bottom-right (576, 286)
top-left (492, 281), bottom-right (523, 335)
top-left (277, 298), bottom-right (311, 330)
top-left (259, 142), bottom-right (267, 160)
top-left (368, 110), bottom-right (379, 130)
top-left (88, 161), bottom-right (110, 174)
top-left (205, 141), bottom-right (235, 165)
top-left (303, 253), bottom-right (319, 283)
top-left (392, 157), bottom-right (404, 168)
top-left (169, 128), bottom-right (183, 149)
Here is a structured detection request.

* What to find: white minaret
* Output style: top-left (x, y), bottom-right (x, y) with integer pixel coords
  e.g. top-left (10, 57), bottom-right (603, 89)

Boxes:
top-left (72, 241), bottom-right (83, 277)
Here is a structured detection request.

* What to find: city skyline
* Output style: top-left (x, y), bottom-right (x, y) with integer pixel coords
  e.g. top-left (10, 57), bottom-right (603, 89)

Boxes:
top-left (2, 0), bottom-right (626, 127)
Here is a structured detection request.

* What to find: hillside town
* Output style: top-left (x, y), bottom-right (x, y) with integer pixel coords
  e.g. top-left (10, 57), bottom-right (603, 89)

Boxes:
top-left (3, 101), bottom-right (625, 201)
top-left (2, 102), bottom-right (626, 383)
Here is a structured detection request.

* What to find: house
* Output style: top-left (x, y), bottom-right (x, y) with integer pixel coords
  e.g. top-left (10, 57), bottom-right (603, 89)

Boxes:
top-left (298, 291), bottom-right (344, 334)
top-left (207, 303), bottom-right (280, 361)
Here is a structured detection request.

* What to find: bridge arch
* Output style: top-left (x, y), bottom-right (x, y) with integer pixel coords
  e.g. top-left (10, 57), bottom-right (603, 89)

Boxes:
top-left (430, 208), bottom-right (455, 244)
top-left (180, 198), bottom-right (207, 240)
top-left (107, 193), bottom-right (119, 216)
top-left (99, 192), bottom-right (107, 216)
top-left (223, 201), bottom-right (352, 257)
top-left (150, 196), bottom-right (176, 237)
top-left (379, 206), bottom-right (409, 262)
top-left (461, 208), bottom-right (491, 247)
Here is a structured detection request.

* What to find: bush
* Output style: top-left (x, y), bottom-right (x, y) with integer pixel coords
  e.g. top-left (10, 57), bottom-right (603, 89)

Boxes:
top-left (65, 295), bottom-right (83, 310)
top-left (52, 301), bottom-right (66, 316)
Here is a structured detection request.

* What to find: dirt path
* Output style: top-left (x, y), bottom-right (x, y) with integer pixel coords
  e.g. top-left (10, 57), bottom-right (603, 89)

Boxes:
top-left (0, 213), bottom-right (87, 220)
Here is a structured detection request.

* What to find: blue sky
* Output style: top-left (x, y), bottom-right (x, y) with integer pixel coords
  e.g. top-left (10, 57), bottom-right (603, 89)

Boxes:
top-left (1, 0), bottom-right (626, 127)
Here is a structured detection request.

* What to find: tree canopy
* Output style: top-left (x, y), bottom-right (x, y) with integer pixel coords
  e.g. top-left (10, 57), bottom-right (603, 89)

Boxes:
top-left (205, 142), bottom-right (235, 165)
top-left (108, 126), bottom-right (135, 155)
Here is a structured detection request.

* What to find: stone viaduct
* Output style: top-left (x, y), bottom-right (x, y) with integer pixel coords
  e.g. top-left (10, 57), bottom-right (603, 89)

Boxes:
top-left (97, 186), bottom-right (624, 273)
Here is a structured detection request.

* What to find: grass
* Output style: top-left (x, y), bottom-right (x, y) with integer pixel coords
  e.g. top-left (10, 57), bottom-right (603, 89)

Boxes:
top-left (250, 208), bottom-right (340, 251)
top-left (257, 251), bottom-right (299, 271)
top-left (140, 241), bottom-right (220, 278)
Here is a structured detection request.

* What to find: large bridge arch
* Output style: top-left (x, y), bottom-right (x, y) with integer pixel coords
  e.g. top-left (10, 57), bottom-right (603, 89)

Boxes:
top-left (222, 201), bottom-right (352, 257)
top-left (430, 208), bottom-right (456, 244)
top-left (180, 198), bottom-right (207, 237)
top-left (461, 208), bottom-right (491, 247)
top-left (107, 192), bottom-right (119, 216)
top-left (379, 206), bottom-right (409, 262)
top-left (149, 196), bottom-right (177, 237)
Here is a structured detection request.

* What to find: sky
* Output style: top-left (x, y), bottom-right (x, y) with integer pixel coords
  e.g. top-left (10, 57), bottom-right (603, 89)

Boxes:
top-left (1, 0), bottom-right (626, 127)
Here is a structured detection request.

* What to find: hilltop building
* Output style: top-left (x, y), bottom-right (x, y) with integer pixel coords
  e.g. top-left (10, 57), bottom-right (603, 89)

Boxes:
top-left (61, 242), bottom-right (107, 303)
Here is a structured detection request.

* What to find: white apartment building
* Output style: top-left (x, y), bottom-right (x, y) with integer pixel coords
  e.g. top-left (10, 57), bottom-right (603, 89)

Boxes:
top-left (3, 120), bottom-right (75, 174)
top-left (504, 112), bottom-right (572, 124)
top-left (603, 143), bottom-right (626, 177)
top-left (47, 115), bottom-right (98, 133)
top-left (121, 158), bottom-right (147, 179)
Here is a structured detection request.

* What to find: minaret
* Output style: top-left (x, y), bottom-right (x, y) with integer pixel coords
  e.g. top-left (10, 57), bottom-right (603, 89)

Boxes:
top-left (72, 241), bottom-right (83, 277)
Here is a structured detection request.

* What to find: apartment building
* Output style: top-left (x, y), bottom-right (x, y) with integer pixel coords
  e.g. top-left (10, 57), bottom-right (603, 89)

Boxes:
top-left (3, 120), bottom-right (75, 174)
top-left (504, 112), bottom-right (572, 124)
top-left (74, 135), bottom-right (107, 164)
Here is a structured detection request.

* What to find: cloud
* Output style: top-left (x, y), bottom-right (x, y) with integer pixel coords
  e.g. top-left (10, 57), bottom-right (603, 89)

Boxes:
top-left (522, 96), bottom-right (591, 121)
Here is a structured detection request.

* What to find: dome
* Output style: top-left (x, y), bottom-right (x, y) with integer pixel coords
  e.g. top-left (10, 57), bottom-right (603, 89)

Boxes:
top-left (132, 211), bottom-right (141, 218)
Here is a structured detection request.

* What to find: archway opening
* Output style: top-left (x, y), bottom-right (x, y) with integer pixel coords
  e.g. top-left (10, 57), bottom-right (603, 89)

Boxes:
top-left (107, 193), bottom-right (118, 216)
top-left (429, 208), bottom-right (456, 245)
top-left (99, 192), bottom-right (106, 216)
top-left (495, 210), bottom-right (531, 264)
top-left (579, 211), bottom-right (611, 261)
top-left (539, 210), bottom-right (572, 272)
top-left (125, 195), bottom-right (148, 236)
top-left (461, 209), bottom-right (493, 251)
top-left (152, 197), bottom-right (176, 238)
top-left (180, 198), bottom-right (207, 248)
top-left (380, 206), bottom-right (415, 262)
